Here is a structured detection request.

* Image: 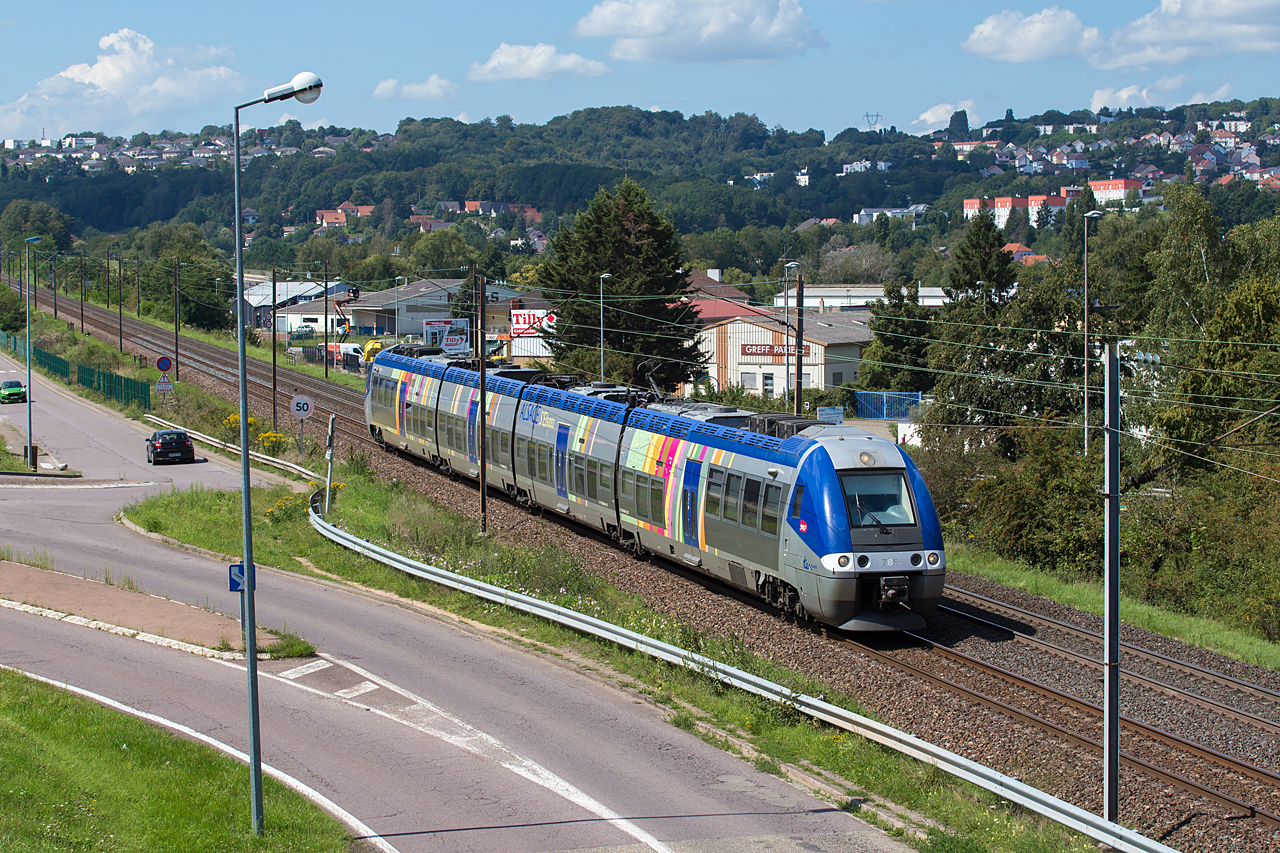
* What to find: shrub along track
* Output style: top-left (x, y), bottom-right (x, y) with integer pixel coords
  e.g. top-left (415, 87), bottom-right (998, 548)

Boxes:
top-left (30, 280), bottom-right (1280, 853)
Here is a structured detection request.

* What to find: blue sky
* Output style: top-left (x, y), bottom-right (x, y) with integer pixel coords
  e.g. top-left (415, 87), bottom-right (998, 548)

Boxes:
top-left (0, 1), bottom-right (1270, 143)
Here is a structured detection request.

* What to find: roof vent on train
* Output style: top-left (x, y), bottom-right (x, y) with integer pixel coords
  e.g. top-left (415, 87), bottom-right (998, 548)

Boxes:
top-left (644, 399), bottom-right (753, 428)
top-left (745, 413), bottom-right (819, 440)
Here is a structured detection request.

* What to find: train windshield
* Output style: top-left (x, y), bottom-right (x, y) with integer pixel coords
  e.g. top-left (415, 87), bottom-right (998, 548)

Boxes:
top-left (839, 471), bottom-right (916, 529)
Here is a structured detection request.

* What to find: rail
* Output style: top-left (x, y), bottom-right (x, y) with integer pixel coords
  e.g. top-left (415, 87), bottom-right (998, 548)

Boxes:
top-left (306, 492), bottom-right (1177, 853)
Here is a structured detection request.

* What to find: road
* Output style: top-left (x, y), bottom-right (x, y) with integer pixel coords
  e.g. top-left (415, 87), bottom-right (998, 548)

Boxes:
top-left (0, 354), bottom-right (910, 853)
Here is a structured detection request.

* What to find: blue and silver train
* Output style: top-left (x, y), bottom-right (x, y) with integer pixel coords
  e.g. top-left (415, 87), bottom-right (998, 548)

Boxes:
top-left (365, 346), bottom-right (945, 631)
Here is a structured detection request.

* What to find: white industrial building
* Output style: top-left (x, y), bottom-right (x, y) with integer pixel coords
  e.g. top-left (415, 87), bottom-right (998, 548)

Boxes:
top-left (696, 310), bottom-right (875, 396)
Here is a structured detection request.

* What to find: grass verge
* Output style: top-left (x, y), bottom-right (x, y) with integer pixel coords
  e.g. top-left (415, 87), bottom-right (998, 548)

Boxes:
top-left (0, 668), bottom-right (354, 852)
top-left (119, 457), bottom-right (1097, 853)
top-left (946, 545), bottom-right (1280, 670)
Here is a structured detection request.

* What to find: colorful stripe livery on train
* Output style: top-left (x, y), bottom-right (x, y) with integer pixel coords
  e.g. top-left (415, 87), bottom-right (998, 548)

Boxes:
top-left (366, 345), bottom-right (945, 631)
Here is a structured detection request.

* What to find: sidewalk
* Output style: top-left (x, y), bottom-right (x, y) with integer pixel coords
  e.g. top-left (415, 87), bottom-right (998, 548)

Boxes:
top-left (0, 560), bottom-right (253, 656)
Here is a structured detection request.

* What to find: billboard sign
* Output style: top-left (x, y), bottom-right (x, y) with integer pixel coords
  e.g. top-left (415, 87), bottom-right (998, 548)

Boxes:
top-left (510, 309), bottom-right (555, 337)
top-left (423, 318), bottom-right (471, 353)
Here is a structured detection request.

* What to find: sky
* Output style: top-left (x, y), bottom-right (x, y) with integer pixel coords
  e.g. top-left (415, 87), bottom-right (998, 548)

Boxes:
top-left (0, 1), bottom-right (1272, 144)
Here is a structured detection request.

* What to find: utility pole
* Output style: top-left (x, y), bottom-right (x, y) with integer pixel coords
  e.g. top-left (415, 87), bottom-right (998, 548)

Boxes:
top-left (477, 267), bottom-right (487, 537)
top-left (323, 260), bottom-right (329, 379)
top-left (174, 260), bottom-right (180, 382)
top-left (118, 255), bottom-right (124, 353)
top-left (794, 272), bottom-right (805, 417)
top-left (271, 268), bottom-right (278, 431)
top-left (80, 255), bottom-right (85, 333)
top-left (1103, 341), bottom-right (1120, 822)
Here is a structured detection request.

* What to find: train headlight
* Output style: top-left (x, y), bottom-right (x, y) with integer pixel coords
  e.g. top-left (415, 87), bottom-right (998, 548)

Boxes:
top-left (910, 553), bottom-right (922, 566)
top-left (837, 555), bottom-right (850, 568)
top-left (858, 451), bottom-right (875, 466)
top-left (856, 554), bottom-right (869, 568)
top-left (927, 552), bottom-right (940, 566)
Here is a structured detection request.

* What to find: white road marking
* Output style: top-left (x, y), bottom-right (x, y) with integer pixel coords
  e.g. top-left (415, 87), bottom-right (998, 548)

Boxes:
top-left (1, 664), bottom-right (401, 853)
top-left (334, 680), bottom-right (378, 699)
top-left (279, 659), bottom-right (331, 679)
top-left (315, 653), bottom-right (676, 853)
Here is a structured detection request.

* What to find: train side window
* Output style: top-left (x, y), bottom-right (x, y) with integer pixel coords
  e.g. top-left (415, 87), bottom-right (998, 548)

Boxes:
top-left (723, 473), bottom-right (743, 525)
top-left (790, 484), bottom-right (805, 518)
top-left (634, 474), bottom-right (650, 520)
top-left (650, 476), bottom-right (665, 527)
top-left (761, 483), bottom-right (783, 536)
top-left (705, 468), bottom-right (724, 518)
top-left (537, 444), bottom-right (549, 483)
top-left (600, 462), bottom-right (613, 494)
top-left (516, 436), bottom-right (526, 466)
top-left (573, 454), bottom-right (587, 495)
top-left (501, 432), bottom-right (510, 465)
top-left (587, 459), bottom-right (599, 499)
top-left (741, 478), bottom-right (761, 530)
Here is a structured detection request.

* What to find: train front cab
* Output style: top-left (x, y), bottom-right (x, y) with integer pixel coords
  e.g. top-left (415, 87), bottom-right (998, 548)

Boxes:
top-left (785, 431), bottom-right (945, 632)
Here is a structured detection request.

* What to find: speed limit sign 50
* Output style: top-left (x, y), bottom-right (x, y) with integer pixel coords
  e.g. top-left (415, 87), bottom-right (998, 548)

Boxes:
top-left (290, 394), bottom-right (314, 419)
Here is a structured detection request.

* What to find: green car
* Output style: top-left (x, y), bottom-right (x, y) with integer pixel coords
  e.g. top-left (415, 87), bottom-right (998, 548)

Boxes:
top-left (0, 380), bottom-right (25, 404)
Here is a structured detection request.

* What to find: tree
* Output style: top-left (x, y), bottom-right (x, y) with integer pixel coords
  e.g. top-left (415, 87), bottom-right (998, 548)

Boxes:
top-left (408, 228), bottom-right (476, 277)
top-left (538, 178), bottom-right (704, 389)
top-left (1154, 274), bottom-right (1280, 455)
top-left (859, 281), bottom-right (936, 392)
top-left (944, 206), bottom-right (1016, 310)
top-left (948, 110), bottom-right (970, 141)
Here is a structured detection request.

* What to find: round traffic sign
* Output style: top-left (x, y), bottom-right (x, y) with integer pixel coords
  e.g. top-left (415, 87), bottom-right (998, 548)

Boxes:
top-left (156, 356), bottom-right (173, 372)
top-left (290, 394), bottom-right (314, 419)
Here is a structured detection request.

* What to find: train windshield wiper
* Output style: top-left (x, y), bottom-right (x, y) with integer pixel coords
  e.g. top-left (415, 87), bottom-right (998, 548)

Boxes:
top-left (854, 495), bottom-right (891, 534)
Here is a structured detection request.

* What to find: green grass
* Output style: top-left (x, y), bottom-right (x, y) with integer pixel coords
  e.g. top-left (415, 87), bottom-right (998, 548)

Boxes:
top-left (0, 668), bottom-right (354, 852)
top-left (118, 460), bottom-right (1098, 853)
top-left (946, 545), bottom-right (1280, 670)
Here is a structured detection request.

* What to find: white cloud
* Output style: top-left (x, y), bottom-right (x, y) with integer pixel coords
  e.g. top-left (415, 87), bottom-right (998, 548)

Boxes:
top-left (1090, 73), bottom-right (1188, 111)
top-left (0, 29), bottom-right (238, 139)
top-left (575, 0), bottom-right (826, 62)
top-left (468, 43), bottom-right (609, 81)
top-left (372, 75), bottom-right (459, 100)
top-left (1190, 83), bottom-right (1235, 103)
top-left (911, 99), bottom-right (980, 132)
top-left (454, 111), bottom-right (472, 123)
top-left (964, 2), bottom-right (1280, 71)
top-left (963, 7), bottom-right (1100, 62)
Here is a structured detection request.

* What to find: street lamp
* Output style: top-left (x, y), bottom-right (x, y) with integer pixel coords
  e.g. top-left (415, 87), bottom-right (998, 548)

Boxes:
top-left (233, 70), bottom-right (322, 837)
top-left (783, 262), bottom-right (799, 402)
top-left (598, 273), bottom-right (611, 381)
top-left (394, 275), bottom-right (407, 337)
top-left (1083, 209), bottom-right (1106, 452)
top-left (24, 236), bottom-right (41, 470)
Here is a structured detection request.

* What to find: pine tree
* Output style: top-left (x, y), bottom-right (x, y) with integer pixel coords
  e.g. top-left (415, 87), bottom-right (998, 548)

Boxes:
top-left (538, 179), bottom-right (704, 389)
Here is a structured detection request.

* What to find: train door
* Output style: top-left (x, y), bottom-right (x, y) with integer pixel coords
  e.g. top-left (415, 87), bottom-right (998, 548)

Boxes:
top-left (467, 397), bottom-right (479, 464)
top-left (397, 377), bottom-right (409, 434)
top-left (681, 460), bottom-right (702, 548)
top-left (554, 423), bottom-right (570, 498)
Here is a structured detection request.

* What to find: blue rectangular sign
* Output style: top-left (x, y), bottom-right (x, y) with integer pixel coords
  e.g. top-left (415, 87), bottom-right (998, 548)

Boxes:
top-left (229, 563), bottom-right (255, 592)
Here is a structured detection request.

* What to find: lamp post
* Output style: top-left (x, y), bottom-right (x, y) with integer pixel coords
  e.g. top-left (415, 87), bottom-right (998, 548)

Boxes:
top-left (1083, 209), bottom-right (1106, 452)
top-left (233, 70), bottom-right (322, 837)
top-left (394, 275), bottom-right (407, 337)
top-left (598, 273), bottom-right (611, 382)
top-left (783, 262), bottom-right (799, 402)
top-left (24, 236), bottom-right (41, 470)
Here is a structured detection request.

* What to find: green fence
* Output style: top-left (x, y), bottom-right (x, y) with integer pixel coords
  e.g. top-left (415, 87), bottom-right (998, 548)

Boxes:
top-left (33, 347), bottom-right (69, 382)
top-left (76, 363), bottom-right (151, 411)
top-left (0, 330), bottom-right (28, 358)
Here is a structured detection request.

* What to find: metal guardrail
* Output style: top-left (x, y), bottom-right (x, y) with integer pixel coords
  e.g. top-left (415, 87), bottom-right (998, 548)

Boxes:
top-left (143, 415), bottom-right (318, 480)
top-left (305, 495), bottom-right (1177, 853)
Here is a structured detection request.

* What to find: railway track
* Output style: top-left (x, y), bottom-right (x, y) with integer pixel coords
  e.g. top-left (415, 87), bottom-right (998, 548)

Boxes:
top-left (12, 275), bottom-right (1280, 850)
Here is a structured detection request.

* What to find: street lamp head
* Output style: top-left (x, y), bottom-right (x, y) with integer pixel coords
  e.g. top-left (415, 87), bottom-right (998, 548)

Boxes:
top-left (1084, 210), bottom-right (1105, 220)
top-left (600, 273), bottom-right (612, 280)
top-left (25, 236), bottom-right (41, 244)
top-left (263, 71), bottom-right (323, 105)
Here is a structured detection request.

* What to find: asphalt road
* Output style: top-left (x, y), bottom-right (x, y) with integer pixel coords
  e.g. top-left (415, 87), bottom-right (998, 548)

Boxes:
top-left (0, 355), bottom-right (911, 853)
